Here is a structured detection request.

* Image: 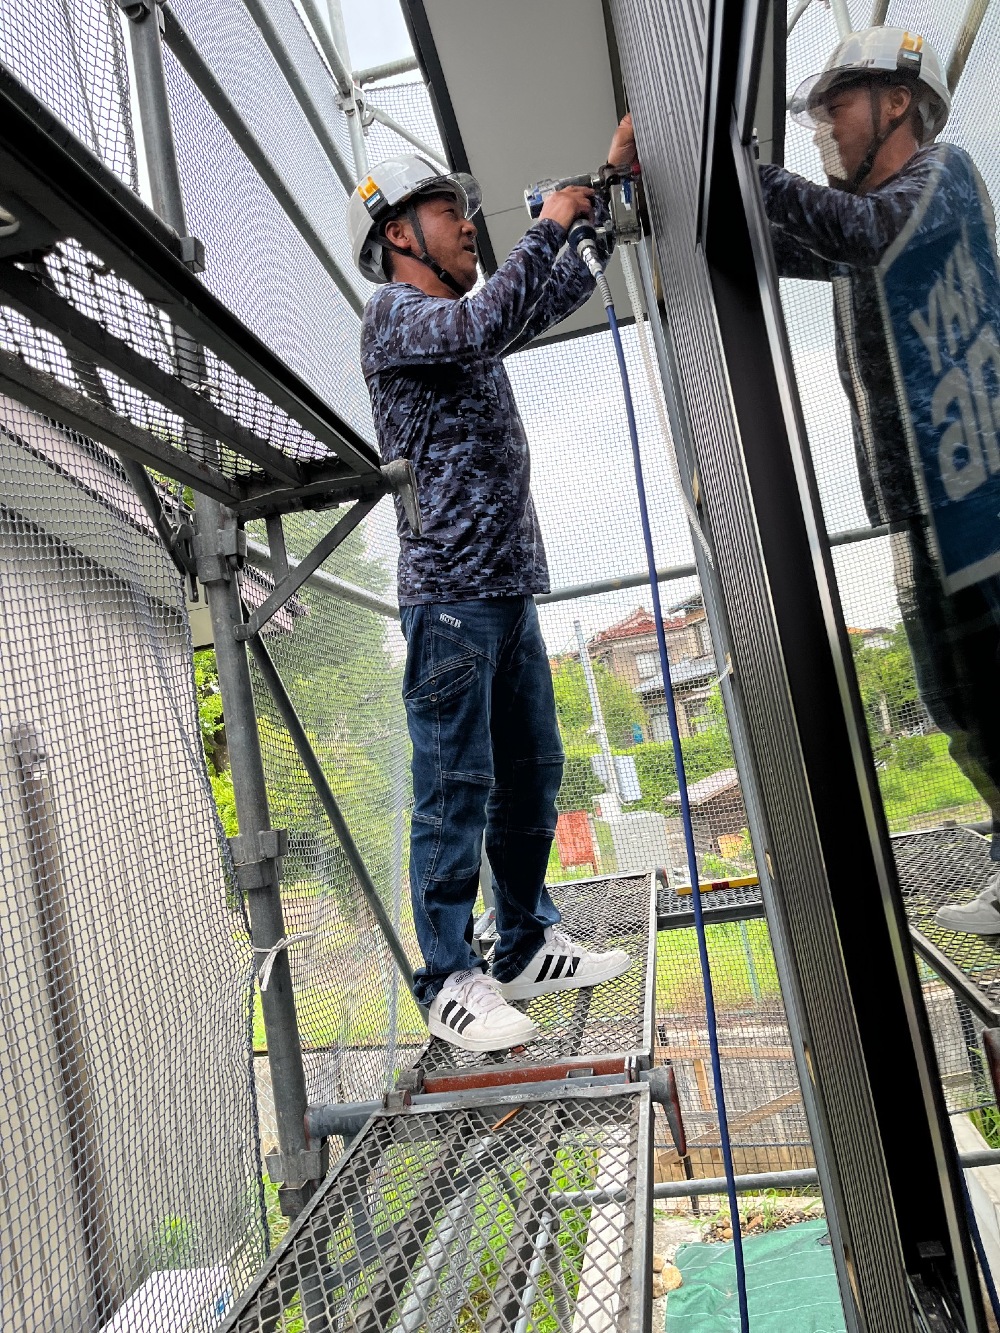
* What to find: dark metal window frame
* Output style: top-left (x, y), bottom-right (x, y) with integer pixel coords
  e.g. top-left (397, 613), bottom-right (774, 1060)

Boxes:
top-left (698, 0), bottom-right (985, 1321)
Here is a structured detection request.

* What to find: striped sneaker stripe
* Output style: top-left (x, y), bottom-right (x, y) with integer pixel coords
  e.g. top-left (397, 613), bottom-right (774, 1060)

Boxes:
top-left (550, 955), bottom-right (566, 980)
top-left (440, 999), bottom-right (457, 1026)
top-left (456, 1009), bottom-right (476, 1034)
top-left (536, 953), bottom-right (554, 982)
top-left (567, 956), bottom-right (580, 977)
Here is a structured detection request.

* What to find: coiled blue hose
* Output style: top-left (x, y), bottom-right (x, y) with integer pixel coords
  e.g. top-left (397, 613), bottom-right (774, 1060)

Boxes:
top-left (601, 284), bottom-right (751, 1332)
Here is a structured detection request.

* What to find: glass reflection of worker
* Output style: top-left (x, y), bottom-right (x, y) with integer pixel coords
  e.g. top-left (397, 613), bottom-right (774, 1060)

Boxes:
top-left (347, 122), bottom-right (635, 1051)
top-left (758, 27), bottom-right (1000, 933)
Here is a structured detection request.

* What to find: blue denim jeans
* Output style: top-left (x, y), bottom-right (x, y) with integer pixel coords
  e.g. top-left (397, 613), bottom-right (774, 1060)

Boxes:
top-left (400, 597), bottom-right (565, 1004)
top-left (894, 519), bottom-right (1000, 861)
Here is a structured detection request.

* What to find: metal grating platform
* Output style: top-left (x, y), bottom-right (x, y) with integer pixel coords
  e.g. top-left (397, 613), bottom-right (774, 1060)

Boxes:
top-left (222, 1085), bottom-right (652, 1333)
top-left (414, 874), bottom-right (658, 1077)
top-left (895, 825), bottom-right (1000, 1025)
top-left (656, 878), bottom-right (764, 930)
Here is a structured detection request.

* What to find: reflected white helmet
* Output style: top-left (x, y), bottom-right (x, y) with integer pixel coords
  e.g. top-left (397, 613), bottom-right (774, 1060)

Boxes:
top-left (791, 26), bottom-right (951, 145)
top-left (347, 153), bottom-right (481, 287)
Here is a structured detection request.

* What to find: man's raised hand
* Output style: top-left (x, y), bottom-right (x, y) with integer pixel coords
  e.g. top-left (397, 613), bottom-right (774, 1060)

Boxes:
top-left (607, 112), bottom-right (636, 168)
top-left (538, 185), bottom-right (595, 233)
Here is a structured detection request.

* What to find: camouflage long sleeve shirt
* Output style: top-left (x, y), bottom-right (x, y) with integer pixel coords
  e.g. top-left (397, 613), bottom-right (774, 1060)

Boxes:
top-left (760, 144), bottom-right (992, 525)
top-left (361, 218), bottom-right (595, 604)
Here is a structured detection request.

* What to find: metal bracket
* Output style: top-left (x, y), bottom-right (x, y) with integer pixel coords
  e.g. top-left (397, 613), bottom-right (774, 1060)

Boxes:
top-left (115, 0), bottom-right (160, 25)
top-left (177, 234), bottom-right (206, 274)
top-left (395, 1068), bottom-right (424, 1095)
top-left (380, 458), bottom-right (422, 535)
top-left (382, 1089), bottom-right (412, 1113)
top-left (265, 1141), bottom-right (329, 1185)
top-left (228, 828), bottom-right (288, 891)
top-left (193, 523), bottom-right (246, 586)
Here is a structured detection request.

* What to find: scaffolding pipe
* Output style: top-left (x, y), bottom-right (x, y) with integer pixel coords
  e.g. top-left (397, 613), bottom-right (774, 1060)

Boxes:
top-left (537, 563), bottom-right (696, 605)
top-left (244, 521), bottom-right (888, 624)
top-left (869, 0), bottom-right (890, 24)
top-left (828, 0), bottom-right (853, 39)
top-left (575, 618), bottom-right (621, 805)
top-left (245, 536), bottom-right (400, 619)
top-left (787, 0), bottom-right (815, 36)
top-left (947, 0), bottom-right (991, 92)
top-left (238, 0), bottom-right (354, 190)
top-left (126, 0), bottom-right (316, 1219)
top-left (365, 103), bottom-right (447, 168)
top-left (355, 56), bottom-right (420, 84)
top-left (159, 2), bottom-right (363, 316)
top-left (296, 0), bottom-right (369, 175)
top-left (246, 633), bottom-right (417, 998)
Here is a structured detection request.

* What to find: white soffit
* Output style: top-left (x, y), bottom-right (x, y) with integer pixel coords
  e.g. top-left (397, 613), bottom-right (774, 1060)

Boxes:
top-left (414, 0), bottom-right (629, 342)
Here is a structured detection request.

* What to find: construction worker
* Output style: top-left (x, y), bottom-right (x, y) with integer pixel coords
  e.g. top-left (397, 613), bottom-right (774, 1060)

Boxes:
top-left (348, 118), bottom-right (636, 1050)
top-left (758, 28), bottom-right (1000, 931)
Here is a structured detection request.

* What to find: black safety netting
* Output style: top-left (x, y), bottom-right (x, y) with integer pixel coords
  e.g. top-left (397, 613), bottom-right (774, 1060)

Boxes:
top-left (363, 77), bottom-right (449, 167)
top-left (0, 0), bottom-right (138, 190)
top-left (243, 511), bottom-right (425, 1115)
top-left (0, 395), bottom-right (264, 1329)
top-left (0, 242), bottom-right (341, 485)
top-left (163, 0), bottom-right (374, 438)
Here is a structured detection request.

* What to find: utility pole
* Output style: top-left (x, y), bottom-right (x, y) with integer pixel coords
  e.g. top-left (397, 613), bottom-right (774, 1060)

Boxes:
top-left (574, 619), bottom-right (621, 813)
top-left (125, 0), bottom-right (320, 1219)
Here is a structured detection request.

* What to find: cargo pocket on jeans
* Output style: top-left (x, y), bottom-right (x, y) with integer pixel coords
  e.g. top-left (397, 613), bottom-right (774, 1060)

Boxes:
top-left (404, 658), bottom-right (477, 712)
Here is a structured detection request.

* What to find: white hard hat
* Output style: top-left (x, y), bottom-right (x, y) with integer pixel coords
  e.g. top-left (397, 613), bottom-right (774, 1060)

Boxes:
top-left (347, 153), bottom-right (481, 284)
top-left (790, 27), bottom-right (951, 143)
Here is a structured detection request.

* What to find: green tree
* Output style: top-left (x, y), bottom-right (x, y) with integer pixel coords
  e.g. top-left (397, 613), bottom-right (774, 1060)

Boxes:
top-left (849, 625), bottom-right (921, 753)
top-left (552, 657), bottom-right (647, 749)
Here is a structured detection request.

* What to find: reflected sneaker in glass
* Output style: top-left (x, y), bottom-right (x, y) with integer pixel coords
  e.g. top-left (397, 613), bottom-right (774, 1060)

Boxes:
top-left (497, 927), bottom-right (632, 1001)
top-left (934, 873), bottom-right (1000, 935)
top-left (427, 969), bottom-right (540, 1052)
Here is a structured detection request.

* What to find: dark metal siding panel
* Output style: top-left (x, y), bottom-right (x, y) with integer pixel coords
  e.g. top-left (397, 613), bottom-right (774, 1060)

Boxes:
top-left (610, 1), bottom-right (919, 1327)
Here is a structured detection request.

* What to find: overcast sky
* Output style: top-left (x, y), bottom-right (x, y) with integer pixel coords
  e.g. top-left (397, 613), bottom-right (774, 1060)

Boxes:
top-left (339, 0), bottom-right (413, 70)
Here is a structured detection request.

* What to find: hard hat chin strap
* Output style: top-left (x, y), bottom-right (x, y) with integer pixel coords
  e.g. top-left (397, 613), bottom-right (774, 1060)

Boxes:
top-left (841, 82), bottom-right (912, 193)
top-left (381, 203), bottom-right (467, 296)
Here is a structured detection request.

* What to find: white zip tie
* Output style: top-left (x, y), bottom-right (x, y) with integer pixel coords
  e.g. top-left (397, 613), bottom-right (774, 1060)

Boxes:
top-left (711, 654), bottom-right (735, 689)
top-left (618, 246), bottom-right (715, 566)
top-left (253, 933), bottom-right (316, 991)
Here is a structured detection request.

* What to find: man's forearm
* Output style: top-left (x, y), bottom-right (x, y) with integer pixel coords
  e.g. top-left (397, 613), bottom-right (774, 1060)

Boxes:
top-left (760, 162), bottom-right (923, 267)
top-left (373, 219), bottom-right (568, 366)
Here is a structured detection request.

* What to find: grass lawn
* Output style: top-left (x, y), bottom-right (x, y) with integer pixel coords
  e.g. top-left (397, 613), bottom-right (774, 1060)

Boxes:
top-left (657, 919), bottom-right (780, 1013)
top-left (878, 732), bottom-right (987, 831)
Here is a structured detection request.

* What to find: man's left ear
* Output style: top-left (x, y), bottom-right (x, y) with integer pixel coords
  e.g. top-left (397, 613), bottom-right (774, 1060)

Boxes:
top-left (888, 83), bottom-right (913, 117)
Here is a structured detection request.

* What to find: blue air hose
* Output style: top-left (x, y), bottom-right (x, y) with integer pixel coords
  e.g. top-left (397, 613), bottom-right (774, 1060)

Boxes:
top-left (594, 259), bottom-right (751, 1332)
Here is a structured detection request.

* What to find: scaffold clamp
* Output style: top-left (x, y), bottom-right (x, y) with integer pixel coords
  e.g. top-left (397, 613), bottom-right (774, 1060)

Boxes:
top-left (229, 827), bottom-right (288, 892)
top-left (265, 1142), bottom-right (329, 1186)
top-left (194, 523), bottom-right (246, 586)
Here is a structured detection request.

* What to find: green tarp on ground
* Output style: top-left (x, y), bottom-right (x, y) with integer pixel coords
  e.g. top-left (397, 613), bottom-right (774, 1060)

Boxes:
top-left (665, 1220), bottom-right (848, 1332)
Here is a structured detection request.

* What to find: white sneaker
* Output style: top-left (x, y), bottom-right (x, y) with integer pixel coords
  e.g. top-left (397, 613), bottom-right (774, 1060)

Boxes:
top-left (497, 927), bottom-right (632, 1001)
top-left (427, 969), bottom-right (540, 1052)
top-left (934, 873), bottom-right (1000, 935)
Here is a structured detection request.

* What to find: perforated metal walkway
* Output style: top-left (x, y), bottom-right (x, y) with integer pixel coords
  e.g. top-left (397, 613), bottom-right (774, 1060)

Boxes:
top-left (222, 1085), bottom-right (652, 1333)
top-left (413, 872), bottom-right (658, 1079)
top-left (895, 825), bottom-right (1000, 1025)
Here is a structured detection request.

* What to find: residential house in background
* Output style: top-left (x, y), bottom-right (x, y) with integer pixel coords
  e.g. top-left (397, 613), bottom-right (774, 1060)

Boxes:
top-left (588, 595), bottom-right (717, 741)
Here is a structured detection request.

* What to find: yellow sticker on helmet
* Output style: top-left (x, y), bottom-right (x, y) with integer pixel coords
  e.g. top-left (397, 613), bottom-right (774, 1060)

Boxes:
top-left (357, 176), bottom-right (380, 201)
top-left (901, 31), bottom-right (924, 52)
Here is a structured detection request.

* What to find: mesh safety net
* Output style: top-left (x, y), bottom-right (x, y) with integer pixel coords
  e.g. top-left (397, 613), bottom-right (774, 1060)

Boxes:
top-left (0, 394), bottom-right (264, 1329)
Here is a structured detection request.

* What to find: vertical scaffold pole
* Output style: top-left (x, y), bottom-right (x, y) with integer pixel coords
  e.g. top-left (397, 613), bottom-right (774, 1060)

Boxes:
top-left (124, 0), bottom-right (319, 1218)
